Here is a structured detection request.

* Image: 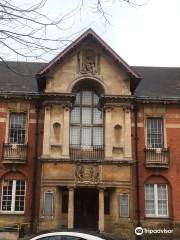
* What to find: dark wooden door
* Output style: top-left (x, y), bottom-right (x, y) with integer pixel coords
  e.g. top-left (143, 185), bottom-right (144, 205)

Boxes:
top-left (74, 188), bottom-right (98, 230)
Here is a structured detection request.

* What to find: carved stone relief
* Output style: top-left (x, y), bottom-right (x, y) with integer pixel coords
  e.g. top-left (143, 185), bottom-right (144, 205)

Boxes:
top-left (75, 164), bottom-right (99, 184)
top-left (80, 49), bottom-right (97, 74)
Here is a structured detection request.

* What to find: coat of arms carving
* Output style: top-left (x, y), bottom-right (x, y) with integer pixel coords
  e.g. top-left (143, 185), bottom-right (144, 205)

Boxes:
top-left (75, 164), bottom-right (99, 184)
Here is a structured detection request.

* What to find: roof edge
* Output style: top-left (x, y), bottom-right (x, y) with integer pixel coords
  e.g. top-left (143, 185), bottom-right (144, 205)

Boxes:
top-left (37, 28), bottom-right (141, 79)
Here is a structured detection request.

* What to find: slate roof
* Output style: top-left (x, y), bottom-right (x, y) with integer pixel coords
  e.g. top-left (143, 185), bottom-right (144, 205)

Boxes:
top-left (133, 66), bottom-right (180, 98)
top-left (0, 61), bottom-right (180, 99)
top-left (0, 61), bottom-right (45, 93)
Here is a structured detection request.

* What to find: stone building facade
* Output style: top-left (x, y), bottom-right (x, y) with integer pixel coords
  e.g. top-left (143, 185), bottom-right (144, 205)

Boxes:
top-left (36, 30), bottom-right (140, 239)
top-left (0, 29), bottom-right (179, 240)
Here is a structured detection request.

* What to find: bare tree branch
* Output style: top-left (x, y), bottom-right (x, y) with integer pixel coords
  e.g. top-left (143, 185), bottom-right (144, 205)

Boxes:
top-left (0, 0), bottom-right (146, 72)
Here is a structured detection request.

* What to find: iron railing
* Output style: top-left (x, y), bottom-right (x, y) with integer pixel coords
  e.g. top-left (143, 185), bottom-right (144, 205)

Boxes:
top-left (144, 147), bottom-right (170, 168)
top-left (70, 145), bottom-right (104, 160)
top-left (3, 143), bottom-right (28, 163)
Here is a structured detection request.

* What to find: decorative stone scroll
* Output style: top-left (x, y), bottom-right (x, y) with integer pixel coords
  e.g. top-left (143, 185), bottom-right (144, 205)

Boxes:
top-left (75, 164), bottom-right (99, 184)
top-left (80, 49), bottom-right (97, 74)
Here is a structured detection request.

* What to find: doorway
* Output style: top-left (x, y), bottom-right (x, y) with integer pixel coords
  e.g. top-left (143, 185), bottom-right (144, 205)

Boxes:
top-left (74, 188), bottom-right (98, 230)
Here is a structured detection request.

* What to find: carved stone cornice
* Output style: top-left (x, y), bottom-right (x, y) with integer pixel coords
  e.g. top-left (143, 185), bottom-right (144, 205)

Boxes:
top-left (40, 93), bottom-right (75, 107)
top-left (99, 95), bottom-right (134, 109)
top-left (40, 157), bottom-right (135, 165)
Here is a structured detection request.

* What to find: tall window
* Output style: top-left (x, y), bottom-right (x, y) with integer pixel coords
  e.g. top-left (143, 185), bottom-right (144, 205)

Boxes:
top-left (9, 113), bottom-right (27, 144)
top-left (1, 180), bottom-right (26, 213)
top-left (44, 191), bottom-right (54, 216)
top-left (147, 118), bottom-right (163, 148)
top-left (70, 89), bottom-right (103, 146)
top-left (145, 184), bottom-right (168, 217)
top-left (120, 194), bottom-right (129, 217)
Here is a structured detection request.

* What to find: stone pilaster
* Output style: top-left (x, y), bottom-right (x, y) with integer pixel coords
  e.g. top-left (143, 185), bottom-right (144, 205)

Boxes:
top-left (42, 106), bottom-right (51, 157)
top-left (62, 106), bottom-right (70, 158)
top-left (124, 106), bottom-right (132, 159)
top-left (105, 107), bottom-right (113, 159)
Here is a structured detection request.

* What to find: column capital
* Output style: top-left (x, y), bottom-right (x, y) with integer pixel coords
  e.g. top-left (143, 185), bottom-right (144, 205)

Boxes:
top-left (62, 104), bottom-right (71, 111)
top-left (67, 185), bottom-right (76, 191)
top-left (104, 106), bottom-right (113, 112)
top-left (45, 105), bottom-right (51, 111)
top-left (123, 105), bottom-right (132, 113)
top-left (97, 186), bottom-right (106, 191)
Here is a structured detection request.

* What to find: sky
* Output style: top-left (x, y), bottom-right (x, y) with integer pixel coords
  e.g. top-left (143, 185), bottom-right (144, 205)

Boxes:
top-left (2, 0), bottom-right (180, 67)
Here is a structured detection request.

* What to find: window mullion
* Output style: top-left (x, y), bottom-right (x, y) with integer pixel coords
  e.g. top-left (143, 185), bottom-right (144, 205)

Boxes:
top-left (92, 93), bottom-right (94, 146)
top-left (80, 92), bottom-right (82, 146)
top-left (166, 185), bottom-right (168, 216)
top-left (11, 180), bottom-right (16, 212)
top-left (154, 184), bottom-right (158, 216)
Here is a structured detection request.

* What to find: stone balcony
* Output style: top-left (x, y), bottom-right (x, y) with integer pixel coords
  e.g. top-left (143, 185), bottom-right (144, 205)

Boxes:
top-left (2, 143), bottom-right (28, 164)
top-left (70, 145), bottom-right (104, 161)
top-left (144, 147), bottom-right (170, 168)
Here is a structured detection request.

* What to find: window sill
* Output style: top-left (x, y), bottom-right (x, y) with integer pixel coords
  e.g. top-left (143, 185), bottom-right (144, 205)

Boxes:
top-left (0, 211), bottom-right (24, 215)
top-left (145, 216), bottom-right (170, 219)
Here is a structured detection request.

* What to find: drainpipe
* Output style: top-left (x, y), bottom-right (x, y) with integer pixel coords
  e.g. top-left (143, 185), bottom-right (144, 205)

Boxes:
top-left (134, 105), bottom-right (141, 239)
top-left (31, 103), bottom-right (40, 233)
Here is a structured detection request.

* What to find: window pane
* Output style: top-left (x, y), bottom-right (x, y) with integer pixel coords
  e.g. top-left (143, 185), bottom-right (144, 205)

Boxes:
top-left (44, 192), bottom-right (54, 216)
top-left (120, 194), bottom-right (129, 217)
top-left (1, 180), bottom-right (13, 211)
top-left (9, 113), bottom-right (26, 144)
top-left (145, 184), bottom-right (155, 215)
top-left (15, 180), bottom-right (26, 212)
top-left (93, 108), bottom-right (102, 124)
top-left (82, 108), bottom-right (91, 124)
top-left (75, 92), bottom-right (80, 104)
top-left (157, 184), bottom-right (168, 216)
top-left (82, 127), bottom-right (91, 146)
top-left (70, 127), bottom-right (80, 145)
top-left (93, 127), bottom-right (103, 145)
top-left (94, 93), bottom-right (99, 105)
top-left (71, 108), bottom-right (80, 124)
top-left (82, 91), bottom-right (92, 105)
top-left (147, 118), bottom-right (163, 148)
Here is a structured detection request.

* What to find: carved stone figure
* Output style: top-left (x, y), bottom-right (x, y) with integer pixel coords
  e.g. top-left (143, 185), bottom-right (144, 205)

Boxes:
top-left (80, 49), bottom-right (97, 74)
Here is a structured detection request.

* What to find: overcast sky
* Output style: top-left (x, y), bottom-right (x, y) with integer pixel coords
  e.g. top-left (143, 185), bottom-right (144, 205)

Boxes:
top-left (3, 0), bottom-right (180, 67)
top-left (60, 0), bottom-right (180, 67)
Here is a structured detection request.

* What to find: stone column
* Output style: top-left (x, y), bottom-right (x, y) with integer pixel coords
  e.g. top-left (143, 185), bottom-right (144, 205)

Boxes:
top-left (98, 188), bottom-right (105, 232)
top-left (68, 187), bottom-right (74, 229)
top-left (42, 106), bottom-right (51, 157)
top-left (62, 106), bottom-right (70, 158)
top-left (124, 106), bottom-right (132, 159)
top-left (105, 107), bottom-right (112, 159)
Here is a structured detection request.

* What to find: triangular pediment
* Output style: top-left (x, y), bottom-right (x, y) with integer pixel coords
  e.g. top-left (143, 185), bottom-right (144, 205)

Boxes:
top-left (37, 29), bottom-right (141, 92)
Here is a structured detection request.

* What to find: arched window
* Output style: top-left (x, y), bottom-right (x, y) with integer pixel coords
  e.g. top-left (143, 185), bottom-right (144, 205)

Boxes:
top-left (70, 88), bottom-right (103, 147)
top-left (144, 176), bottom-right (170, 218)
top-left (1, 178), bottom-right (26, 213)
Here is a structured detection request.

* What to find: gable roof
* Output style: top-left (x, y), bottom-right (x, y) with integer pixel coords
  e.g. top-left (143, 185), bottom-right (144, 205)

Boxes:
top-left (133, 66), bottom-right (180, 98)
top-left (37, 28), bottom-right (141, 81)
